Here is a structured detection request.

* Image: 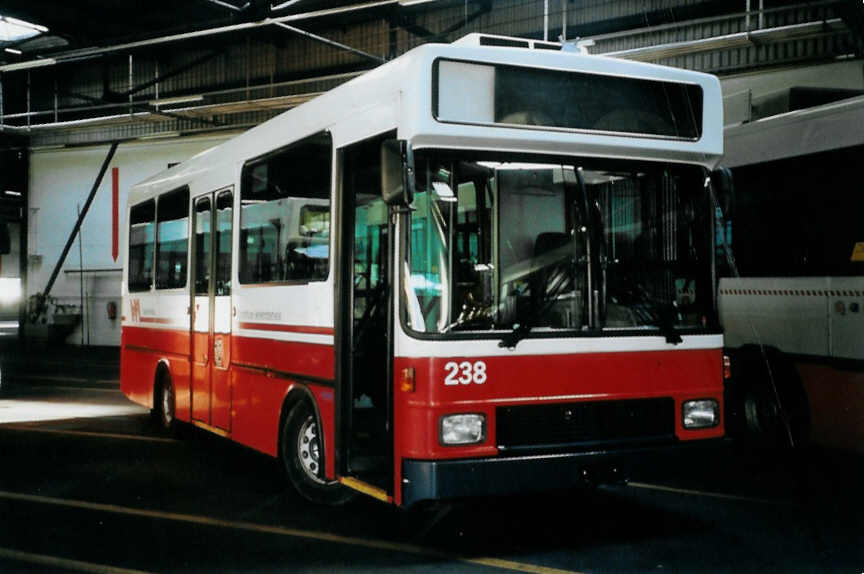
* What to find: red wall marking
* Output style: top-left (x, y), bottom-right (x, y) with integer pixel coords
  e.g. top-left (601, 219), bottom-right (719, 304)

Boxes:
top-left (112, 167), bottom-right (119, 262)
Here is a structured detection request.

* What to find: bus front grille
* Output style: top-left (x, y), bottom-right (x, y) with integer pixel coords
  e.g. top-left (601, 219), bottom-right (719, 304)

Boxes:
top-left (496, 398), bottom-right (675, 451)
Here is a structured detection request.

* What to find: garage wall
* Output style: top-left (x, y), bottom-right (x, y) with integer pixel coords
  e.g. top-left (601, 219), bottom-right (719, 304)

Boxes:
top-left (27, 134), bottom-right (232, 346)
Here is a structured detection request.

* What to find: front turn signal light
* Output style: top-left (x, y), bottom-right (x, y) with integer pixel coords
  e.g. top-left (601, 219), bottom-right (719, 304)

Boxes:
top-left (400, 367), bottom-right (415, 393)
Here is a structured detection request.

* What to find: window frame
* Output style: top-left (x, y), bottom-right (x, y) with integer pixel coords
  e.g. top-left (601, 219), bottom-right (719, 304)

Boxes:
top-left (127, 198), bottom-right (156, 293)
top-left (431, 58), bottom-right (704, 142)
top-left (155, 186), bottom-right (191, 291)
top-left (398, 150), bottom-right (721, 342)
top-left (238, 131), bottom-right (333, 286)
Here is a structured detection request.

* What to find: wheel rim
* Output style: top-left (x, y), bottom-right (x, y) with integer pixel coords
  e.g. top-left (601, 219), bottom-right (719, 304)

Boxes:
top-left (744, 390), bottom-right (778, 435)
top-left (161, 383), bottom-right (174, 426)
top-left (297, 414), bottom-right (325, 484)
top-left (744, 394), bottom-right (762, 434)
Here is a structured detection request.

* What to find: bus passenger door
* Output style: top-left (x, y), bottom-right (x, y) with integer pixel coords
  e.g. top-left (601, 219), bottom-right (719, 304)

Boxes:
top-left (191, 196), bottom-right (213, 424)
top-left (210, 190), bottom-right (233, 431)
top-left (337, 135), bottom-right (394, 491)
top-left (191, 189), bottom-right (234, 430)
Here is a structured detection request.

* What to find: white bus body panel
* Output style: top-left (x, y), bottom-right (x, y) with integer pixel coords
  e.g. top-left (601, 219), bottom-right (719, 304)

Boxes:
top-left (124, 41), bottom-right (724, 339)
top-left (719, 96), bottom-right (864, 362)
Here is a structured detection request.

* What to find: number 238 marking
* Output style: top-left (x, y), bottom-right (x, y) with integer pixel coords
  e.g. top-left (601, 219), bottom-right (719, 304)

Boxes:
top-left (444, 361), bottom-right (487, 385)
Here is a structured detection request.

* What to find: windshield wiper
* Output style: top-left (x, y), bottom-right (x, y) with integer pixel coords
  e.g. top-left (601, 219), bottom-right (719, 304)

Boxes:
top-left (498, 260), bottom-right (573, 349)
top-left (657, 301), bottom-right (683, 345)
top-left (498, 322), bottom-right (533, 349)
top-left (635, 293), bottom-right (683, 345)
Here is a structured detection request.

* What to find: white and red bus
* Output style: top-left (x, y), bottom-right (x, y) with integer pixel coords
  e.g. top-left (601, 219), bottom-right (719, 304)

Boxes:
top-left (717, 97), bottom-right (864, 452)
top-left (121, 33), bottom-right (727, 506)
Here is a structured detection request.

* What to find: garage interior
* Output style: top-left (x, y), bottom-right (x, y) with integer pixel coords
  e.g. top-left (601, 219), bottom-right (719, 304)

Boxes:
top-left (0, 1), bottom-right (862, 572)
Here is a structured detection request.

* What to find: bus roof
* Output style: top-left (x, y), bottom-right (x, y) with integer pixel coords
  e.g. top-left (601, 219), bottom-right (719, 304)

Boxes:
top-left (130, 35), bottom-right (723, 204)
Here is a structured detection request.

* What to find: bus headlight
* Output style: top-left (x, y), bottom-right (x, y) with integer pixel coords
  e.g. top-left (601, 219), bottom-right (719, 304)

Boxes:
top-left (440, 414), bottom-right (486, 445)
top-left (682, 399), bottom-right (719, 429)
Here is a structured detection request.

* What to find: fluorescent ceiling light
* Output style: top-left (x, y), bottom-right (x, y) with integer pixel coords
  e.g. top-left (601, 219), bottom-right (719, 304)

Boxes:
top-left (3, 16), bottom-right (48, 33)
top-left (0, 15), bottom-right (48, 43)
top-left (271, 0), bottom-right (303, 10)
top-left (0, 57), bottom-right (55, 72)
top-left (148, 94), bottom-right (204, 106)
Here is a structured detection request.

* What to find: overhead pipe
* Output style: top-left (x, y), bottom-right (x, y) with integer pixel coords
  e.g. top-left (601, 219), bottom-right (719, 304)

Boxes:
top-left (0, 0), bottom-right (398, 73)
top-left (602, 18), bottom-right (846, 61)
top-left (0, 69), bottom-right (364, 124)
top-left (543, 0), bottom-right (549, 41)
top-left (206, 0), bottom-right (251, 11)
top-left (587, 0), bottom-right (838, 43)
top-left (273, 22), bottom-right (386, 63)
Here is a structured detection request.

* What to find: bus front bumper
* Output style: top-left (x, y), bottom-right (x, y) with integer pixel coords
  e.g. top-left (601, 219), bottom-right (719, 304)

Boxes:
top-left (401, 440), bottom-right (730, 506)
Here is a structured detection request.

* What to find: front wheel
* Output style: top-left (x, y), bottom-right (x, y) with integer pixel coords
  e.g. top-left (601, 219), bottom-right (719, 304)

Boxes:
top-left (153, 375), bottom-right (177, 435)
top-left (281, 401), bottom-right (354, 505)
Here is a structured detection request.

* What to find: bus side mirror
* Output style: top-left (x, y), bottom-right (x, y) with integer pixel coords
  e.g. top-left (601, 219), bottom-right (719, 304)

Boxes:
top-left (381, 139), bottom-right (415, 207)
top-left (0, 223), bottom-right (10, 255)
top-left (710, 167), bottom-right (735, 218)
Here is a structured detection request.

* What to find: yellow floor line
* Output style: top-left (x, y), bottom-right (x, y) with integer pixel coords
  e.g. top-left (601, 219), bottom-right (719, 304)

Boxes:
top-left (0, 489), bottom-right (583, 574)
top-left (0, 546), bottom-right (154, 574)
top-left (628, 482), bottom-right (795, 506)
top-left (0, 425), bottom-right (176, 443)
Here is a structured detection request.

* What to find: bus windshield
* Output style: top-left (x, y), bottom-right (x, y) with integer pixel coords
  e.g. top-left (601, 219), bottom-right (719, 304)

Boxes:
top-left (402, 152), bottom-right (716, 339)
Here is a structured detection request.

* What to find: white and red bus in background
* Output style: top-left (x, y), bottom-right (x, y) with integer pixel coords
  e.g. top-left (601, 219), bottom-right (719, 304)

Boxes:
top-left (717, 97), bottom-right (864, 453)
top-left (122, 33), bottom-right (728, 507)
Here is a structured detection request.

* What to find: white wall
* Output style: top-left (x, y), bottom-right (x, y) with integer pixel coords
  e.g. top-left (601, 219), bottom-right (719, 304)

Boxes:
top-left (28, 134), bottom-right (233, 346)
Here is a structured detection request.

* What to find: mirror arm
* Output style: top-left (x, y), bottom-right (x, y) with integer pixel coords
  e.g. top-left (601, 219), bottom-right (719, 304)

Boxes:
top-left (400, 141), bottom-right (416, 208)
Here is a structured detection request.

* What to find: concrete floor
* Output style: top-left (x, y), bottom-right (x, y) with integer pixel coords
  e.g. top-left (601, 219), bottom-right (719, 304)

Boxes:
top-left (0, 345), bottom-right (862, 573)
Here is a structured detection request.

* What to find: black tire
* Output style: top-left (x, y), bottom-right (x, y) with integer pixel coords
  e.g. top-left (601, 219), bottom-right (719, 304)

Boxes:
top-left (281, 401), bottom-right (354, 506)
top-left (153, 374), bottom-right (178, 435)
top-left (725, 345), bottom-right (810, 449)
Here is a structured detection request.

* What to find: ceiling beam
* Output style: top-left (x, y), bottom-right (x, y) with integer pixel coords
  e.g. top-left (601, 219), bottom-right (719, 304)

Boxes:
top-left (395, 0), bottom-right (490, 42)
top-left (63, 90), bottom-right (220, 127)
top-left (272, 22), bottom-right (385, 63)
top-left (0, 0), bottom-right (398, 73)
top-left (205, 0), bottom-right (251, 12)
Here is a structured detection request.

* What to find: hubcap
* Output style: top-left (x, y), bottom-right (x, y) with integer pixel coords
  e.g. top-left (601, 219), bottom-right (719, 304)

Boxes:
top-left (297, 415), bottom-right (325, 484)
top-left (162, 384), bottom-right (173, 426)
top-left (744, 391), bottom-right (777, 435)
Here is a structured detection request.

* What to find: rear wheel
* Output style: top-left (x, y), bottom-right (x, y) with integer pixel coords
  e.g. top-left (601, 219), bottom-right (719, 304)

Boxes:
top-left (281, 400), bottom-right (354, 505)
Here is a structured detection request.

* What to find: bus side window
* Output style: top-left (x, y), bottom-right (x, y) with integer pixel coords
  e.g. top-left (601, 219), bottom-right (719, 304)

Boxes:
top-left (128, 199), bottom-right (155, 292)
top-left (155, 187), bottom-right (190, 290)
top-left (215, 191), bottom-right (233, 295)
top-left (194, 196), bottom-right (212, 295)
top-left (239, 132), bottom-right (332, 284)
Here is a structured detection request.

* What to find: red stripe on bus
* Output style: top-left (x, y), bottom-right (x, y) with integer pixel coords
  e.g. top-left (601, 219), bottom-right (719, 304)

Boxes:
top-left (236, 322), bottom-right (334, 335)
top-left (139, 317), bottom-right (175, 324)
